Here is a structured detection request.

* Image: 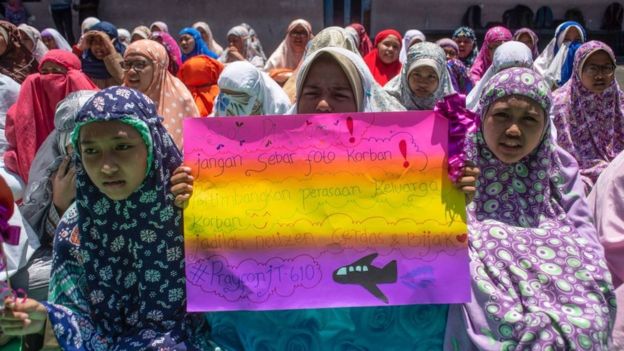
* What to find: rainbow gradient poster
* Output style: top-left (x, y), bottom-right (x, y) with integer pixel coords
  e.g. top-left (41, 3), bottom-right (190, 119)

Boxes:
top-left (183, 111), bottom-right (469, 312)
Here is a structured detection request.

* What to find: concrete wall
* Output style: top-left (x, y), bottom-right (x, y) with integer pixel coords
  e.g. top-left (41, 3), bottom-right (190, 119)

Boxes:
top-left (21, 0), bottom-right (618, 56)
top-left (370, 0), bottom-right (614, 34)
top-left (24, 0), bottom-right (324, 54)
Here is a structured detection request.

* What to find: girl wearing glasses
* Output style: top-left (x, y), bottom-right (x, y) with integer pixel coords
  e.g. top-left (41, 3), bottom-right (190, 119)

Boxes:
top-left (122, 39), bottom-right (199, 148)
top-left (264, 19), bottom-right (313, 72)
top-left (552, 41), bottom-right (624, 193)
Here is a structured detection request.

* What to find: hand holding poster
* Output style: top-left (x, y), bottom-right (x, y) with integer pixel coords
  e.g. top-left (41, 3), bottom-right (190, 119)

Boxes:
top-left (184, 111), bottom-right (469, 312)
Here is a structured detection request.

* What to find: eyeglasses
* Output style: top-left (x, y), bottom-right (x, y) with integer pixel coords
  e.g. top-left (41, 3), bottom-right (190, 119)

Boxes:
top-left (583, 64), bottom-right (615, 77)
top-left (121, 60), bottom-right (152, 72)
top-left (289, 30), bottom-right (308, 37)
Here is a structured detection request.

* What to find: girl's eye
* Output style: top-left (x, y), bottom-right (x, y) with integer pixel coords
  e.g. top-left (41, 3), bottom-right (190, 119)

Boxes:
top-left (523, 115), bottom-right (538, 123)
top-left (493, 112), bottom-right (508, 119)
top-left (116, 144), bottom-right (133, 151)
top-left (334, 93), bottom-right (351, 101)
top-left (83, 148), bottom-right (98, 155)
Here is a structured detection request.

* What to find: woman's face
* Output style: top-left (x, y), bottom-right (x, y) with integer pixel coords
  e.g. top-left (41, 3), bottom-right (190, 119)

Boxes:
top-left (298, 56), bottom-right (357, 114)
top-left (42, 35), bottom-right (57, 50)
top-left (580, 50), bottom-right (615, 94)
top-left (79, 120), bottom-right (148, 200)
top-left (443, 46), bottom-right (457, 60)
top-left (483, 95), bottom-right (546, 164)
top-left (408, 38), bottom-right (423, 49)
top-left (517, 33), bottom-right (533, 49)
top-left (19, 31), bottom-right (33, 51)
top-left (487, 40), bottom-right (504, 61)
top-left (227, 34), bottom-right (244, 52)
top-left (196, 27), bottom-right (210, 44)
top-left (377, 35), bottom-right (400, 65)
top-left (563, 27), bottom-right (581, 43)
top-left (150, 25), bottom-right (162, 33)
top-left (122, 54), bottom-right (154, 92)
top-left (178, 34), bottom-right (195, 55)
top-left (89, 35), bottom-right (109, 60)
top-left (454, 37), bottom-right (474, 59)
top-left (131, 34), bottom-right (144, 43)
top-left (288, 24), bottom-right (310, 52)
top-left (40, 61), bottom-right (67, 74)
top-left (408, 66), bottom-right (439, 98)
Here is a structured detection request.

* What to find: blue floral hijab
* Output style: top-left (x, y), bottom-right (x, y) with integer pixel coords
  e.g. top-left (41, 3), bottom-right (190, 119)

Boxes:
top-left (44, 87), bottom-right (212, 350)
top-left (179, 27), bottom-right (218, 61)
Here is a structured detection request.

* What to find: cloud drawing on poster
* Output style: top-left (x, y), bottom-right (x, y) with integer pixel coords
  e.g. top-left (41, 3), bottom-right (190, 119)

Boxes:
top-left (187, 254), bottom-right (323, 303)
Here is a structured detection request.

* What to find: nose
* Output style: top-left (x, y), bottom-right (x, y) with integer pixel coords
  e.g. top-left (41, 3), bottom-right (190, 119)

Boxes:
top-left (315, 98), bottom-right (332, 113)
top-left (100, 153), bottom-right (119, 175)
top-left (505, 123), bottom-right (521, 137)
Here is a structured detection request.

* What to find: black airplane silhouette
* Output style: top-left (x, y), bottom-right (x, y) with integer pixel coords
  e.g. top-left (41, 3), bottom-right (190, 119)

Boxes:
top-left (332, 253), bottom-right (397, 304)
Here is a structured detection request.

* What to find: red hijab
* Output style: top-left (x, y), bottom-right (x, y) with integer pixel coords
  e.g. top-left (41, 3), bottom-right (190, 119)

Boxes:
top-left (4, 50), bottom-right (98, 183)
top-left (363, 29), bottom-right (402, 86)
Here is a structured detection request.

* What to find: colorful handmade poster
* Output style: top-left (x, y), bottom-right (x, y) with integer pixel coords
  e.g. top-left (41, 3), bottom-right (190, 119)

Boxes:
top-left (184, 111), bottom-right (469, 312)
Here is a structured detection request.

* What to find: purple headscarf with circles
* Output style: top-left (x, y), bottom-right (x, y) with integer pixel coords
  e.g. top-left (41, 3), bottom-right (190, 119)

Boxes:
top-left (444, 67), bottom-right (615, 350)
top-left (552, 40), bottom-right (624, 192)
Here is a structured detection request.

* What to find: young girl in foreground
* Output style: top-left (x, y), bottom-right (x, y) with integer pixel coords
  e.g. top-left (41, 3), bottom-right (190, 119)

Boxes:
top-left (0, 87), bottom-right (215, 350)
top-left (445, 67), bottom-right (615, 350)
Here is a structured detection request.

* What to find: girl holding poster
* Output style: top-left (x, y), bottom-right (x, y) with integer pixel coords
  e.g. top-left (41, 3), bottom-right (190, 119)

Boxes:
top-left (171, 46), bottom-right (480, 350)
top-left (444, 67), bottom-right (615, 350)
top-left (0, 87), bottom-right (217, 350)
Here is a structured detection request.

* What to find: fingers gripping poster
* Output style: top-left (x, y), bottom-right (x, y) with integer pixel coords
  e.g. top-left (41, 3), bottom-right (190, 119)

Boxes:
top-left (183, 112), bottom-right (470, 312)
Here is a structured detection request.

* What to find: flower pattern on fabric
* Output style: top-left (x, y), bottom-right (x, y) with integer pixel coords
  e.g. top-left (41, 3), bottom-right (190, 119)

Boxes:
top-left (43, 87), bottom-right (214, 350)
top-left (445, 68), bottom-right (615, 350)
top-left (551, 41), bottom-right (624, 192)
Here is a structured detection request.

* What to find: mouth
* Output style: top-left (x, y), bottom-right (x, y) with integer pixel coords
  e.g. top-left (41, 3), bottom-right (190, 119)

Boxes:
top-left (126, 77), bottom-right (140, 85)
top-left (414, 87), bottom-right (429, 95)
top-left (499, 141), bottom-right (522, 153)
top-left (102, 180), bottom-right (126, 189)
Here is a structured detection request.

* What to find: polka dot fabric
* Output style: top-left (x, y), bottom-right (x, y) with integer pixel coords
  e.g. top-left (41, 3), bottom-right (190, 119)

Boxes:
top-left (124, 39), bottom-right (200, 148)
top-left (445, 67), bottom-right (616, 350)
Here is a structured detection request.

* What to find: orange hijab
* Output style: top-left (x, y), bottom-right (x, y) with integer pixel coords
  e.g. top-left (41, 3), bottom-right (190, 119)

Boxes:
top-left (177, 55), bottom-right (224, 116)
top-left (123, 39), bottom-right (199, 147)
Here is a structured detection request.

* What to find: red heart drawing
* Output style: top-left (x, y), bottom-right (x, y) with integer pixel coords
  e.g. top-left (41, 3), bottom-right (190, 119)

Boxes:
top-left (456, 233), bottom-right (468, 243)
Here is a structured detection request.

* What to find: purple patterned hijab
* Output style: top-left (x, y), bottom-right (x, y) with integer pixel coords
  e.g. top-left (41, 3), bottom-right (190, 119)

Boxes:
top-left (444, 67), bottom-right (615, 350)
top-left (552, 41), bottom-right (624, 192)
